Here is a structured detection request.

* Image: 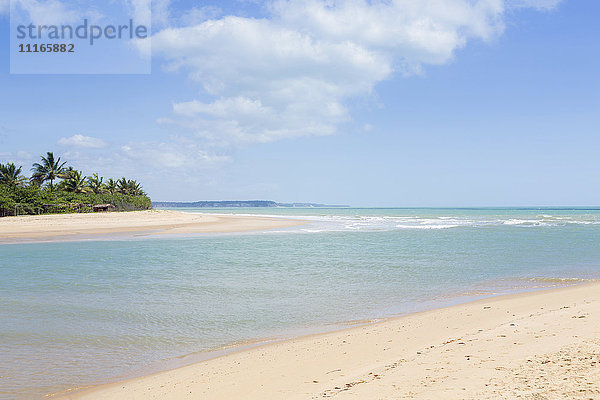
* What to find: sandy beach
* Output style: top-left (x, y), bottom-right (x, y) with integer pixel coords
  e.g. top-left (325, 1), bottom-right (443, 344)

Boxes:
top-left (57, 282), bottom-right (600, 400)
top-left (0, 210), bottom-right (306, 243)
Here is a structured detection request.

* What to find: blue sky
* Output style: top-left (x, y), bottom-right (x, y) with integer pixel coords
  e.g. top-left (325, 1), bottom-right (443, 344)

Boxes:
top-left (0, 0), bottom-right (598, 206)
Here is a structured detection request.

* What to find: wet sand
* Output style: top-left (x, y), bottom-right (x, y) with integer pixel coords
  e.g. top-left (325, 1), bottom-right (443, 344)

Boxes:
top-left (58, 282), bottom-right (600, 399)
top-left (0, 210), bottom-right (306, 243)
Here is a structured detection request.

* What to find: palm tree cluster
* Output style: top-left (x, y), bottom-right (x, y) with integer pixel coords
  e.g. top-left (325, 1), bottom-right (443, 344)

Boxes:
top-left (1, 152), bottom-right (146, 196)
top-left (0, 163), bottom-right (28, 187)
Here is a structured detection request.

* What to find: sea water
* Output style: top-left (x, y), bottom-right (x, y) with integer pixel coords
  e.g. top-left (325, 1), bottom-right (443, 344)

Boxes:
top-left (1, 208), bottom-right (600, 399)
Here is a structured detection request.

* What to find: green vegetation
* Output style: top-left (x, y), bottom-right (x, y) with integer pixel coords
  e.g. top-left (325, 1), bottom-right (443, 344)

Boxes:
top-left (0, 152), bottom-right (151, 217)
top-left (31, 152), bottom-right (68, 192)
top-left (0, 163), bottom-right (28, 188)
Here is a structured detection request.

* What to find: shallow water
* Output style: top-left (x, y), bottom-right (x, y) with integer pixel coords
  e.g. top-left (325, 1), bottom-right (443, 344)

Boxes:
top-left (1, 208), bottom-right (599, 399)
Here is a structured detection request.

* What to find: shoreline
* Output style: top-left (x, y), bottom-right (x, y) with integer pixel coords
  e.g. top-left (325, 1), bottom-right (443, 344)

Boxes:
top-left (55, 281), bottom-right (600, 399)
top-left (0, 210), bottom-right (308, 244)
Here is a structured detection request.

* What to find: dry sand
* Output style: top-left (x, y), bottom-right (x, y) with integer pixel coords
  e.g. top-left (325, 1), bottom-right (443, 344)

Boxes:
top-left (0, 210), bottom-right (306, 243)
top-left (58, 282), bottom-right (600, 400)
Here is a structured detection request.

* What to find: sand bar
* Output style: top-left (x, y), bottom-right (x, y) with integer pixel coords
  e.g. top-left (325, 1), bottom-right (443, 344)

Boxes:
top-left (57, 282), bottom-right (600, 399)
top-left (0, 210), bottom-right (306, 243)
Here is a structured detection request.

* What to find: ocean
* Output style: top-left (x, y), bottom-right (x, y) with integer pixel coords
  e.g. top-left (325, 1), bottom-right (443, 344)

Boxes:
top-left (1, 208), bottom-right (599, 399)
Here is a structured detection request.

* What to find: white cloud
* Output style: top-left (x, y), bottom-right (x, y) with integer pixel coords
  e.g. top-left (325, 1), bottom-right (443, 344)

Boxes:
top-left (166, 93), bottom-right (347, 145)
top-left (270, 0), bottom-right (505, 64)
top-left (152, 14), bottom-right (391, 145)
top-left (0, 150), bottom-right (33, 168)
top-left (58, 134), bottom-right (107, 149)
top-left (128, 0), bottom-right (151, 25)
top-left (152, 0), bottom-right (172, 27)
top-left (5, 0), bottom-right (155, 25)
top-left (10, 0), bottom-right (82, 25)
top-left (51, 141), bottom-right (230, 199)
top-left (150, 0), bottom-right (532, 147)
top-left (120, 140), bottom-right (231, 169)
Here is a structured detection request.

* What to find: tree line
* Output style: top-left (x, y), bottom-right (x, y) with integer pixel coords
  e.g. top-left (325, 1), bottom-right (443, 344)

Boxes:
top-left (0, 152), bottom-right (151, 216)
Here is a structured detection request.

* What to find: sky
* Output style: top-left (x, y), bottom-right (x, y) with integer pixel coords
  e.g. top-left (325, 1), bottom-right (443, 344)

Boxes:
top-left (0, 0), bottom-right (598, 206)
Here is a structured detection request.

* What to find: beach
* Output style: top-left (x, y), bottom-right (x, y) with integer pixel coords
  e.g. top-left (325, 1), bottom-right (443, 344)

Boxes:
top-left (2, 0), bottom-right (595, 398)
top-left (0, 210), bottom-right (306, 243)
top-left (2, 208), bottom-right (600, 399)
top-left (59, 282), bottom-right (600, 400)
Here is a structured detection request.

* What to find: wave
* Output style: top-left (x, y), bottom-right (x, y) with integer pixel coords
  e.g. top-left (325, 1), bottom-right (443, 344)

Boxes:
top-left (181, 209), bottom-right (600, 233)
top-left (394, 224), bottom-right (460, 229)
top-left (291, 215), bottom-right (599, 233)
top-left (516, 277), bottom-right (597, 283)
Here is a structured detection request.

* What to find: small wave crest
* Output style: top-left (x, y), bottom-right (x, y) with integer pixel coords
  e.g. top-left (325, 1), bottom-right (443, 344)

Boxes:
top-left (278, 213), bottom-right (600, 233)
top-left (517, 277), bottom-right (596, 283)
top-left (394, 224), bottom-right (460, 229)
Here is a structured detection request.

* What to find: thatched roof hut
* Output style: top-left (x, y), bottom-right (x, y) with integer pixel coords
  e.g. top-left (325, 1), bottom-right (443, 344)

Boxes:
top-left (93, 204), bottom-right (116, 212)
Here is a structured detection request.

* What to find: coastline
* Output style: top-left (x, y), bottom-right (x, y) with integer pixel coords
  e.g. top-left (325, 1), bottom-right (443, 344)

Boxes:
top-left (56, 282), bottom-right (600, 400)
top-left (0, 210), bottom-right (307, 244)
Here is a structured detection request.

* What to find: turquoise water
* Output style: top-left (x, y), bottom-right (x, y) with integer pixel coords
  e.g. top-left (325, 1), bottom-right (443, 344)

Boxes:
top-left (1, 208), bottom-right (600, 399)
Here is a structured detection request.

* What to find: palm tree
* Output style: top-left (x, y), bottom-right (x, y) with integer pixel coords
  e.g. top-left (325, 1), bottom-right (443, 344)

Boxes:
top-left (117, 177), bottom-right (130, 195)
top-left (117, 178), bottom-right (145, 196)
top-left (29, 174), bottom-right (44, 187)
top-left (127, 180), bottom-right (145, 196)
top-left (87, 173), bottom-right (105, 194)
top-left (105, 178), bottom-right (117, 195)
top-left (62, 170), bottom-right (88, 193)
top-left (58, 166), bottom-right (75, 179)
top-left (0, 163), bottom-right (28, 187)
top-left (31, 152), bottom-right (67, 192)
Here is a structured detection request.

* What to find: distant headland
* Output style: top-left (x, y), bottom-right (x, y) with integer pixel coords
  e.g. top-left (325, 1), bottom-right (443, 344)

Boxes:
top-left (152, 201), bottom-right (350, 208)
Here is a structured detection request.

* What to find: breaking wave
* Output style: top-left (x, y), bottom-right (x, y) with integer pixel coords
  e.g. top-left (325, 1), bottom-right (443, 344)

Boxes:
top-left (275, 213), bottom-right (600, 233)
